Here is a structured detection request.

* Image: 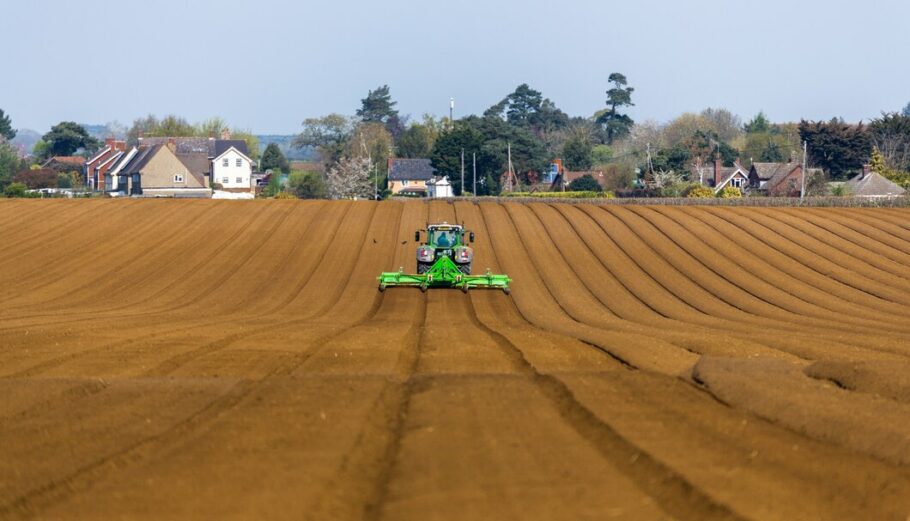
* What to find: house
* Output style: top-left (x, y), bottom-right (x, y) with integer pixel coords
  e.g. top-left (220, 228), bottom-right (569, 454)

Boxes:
top-left (388, 158), bottom-right (435, 196)
top-left (107, 143), bottom-right (208, 197)
top-left (748, 161), bottom-right (823, 196)
top-left (41, 156), bottom-right (86, 173)
top-left (563, 170), bottom-right (609, 190)
top-left (845, 166), bottom-right (906, 198)
top-left (139, 131), bottom-right (254, 192)
top-left (691, 156), bottom-right (750, 193)
top-left (84, 138), bottom-right (128, 191)
top-left (427, 177), bottom-right (453, 198)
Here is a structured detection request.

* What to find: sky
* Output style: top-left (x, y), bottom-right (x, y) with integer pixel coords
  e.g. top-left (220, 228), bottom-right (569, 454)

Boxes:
top-left (3, 0), bottom-right (909, 134)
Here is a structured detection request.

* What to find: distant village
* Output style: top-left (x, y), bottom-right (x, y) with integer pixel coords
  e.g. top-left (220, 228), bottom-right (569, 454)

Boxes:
top-left (0, 79), bottom-right (908, 201)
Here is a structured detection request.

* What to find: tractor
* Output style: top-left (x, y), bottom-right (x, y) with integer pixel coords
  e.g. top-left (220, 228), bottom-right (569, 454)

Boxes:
top-left (378, 222), bottom-right (511, 293)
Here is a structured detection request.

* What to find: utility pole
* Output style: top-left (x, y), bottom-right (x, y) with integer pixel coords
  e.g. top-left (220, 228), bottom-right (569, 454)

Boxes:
top-left (460, 148), bottom-right (465, 197)
top-left (449, 98), bottom-right (454, 130)
top-left (800, 140), bottom-right (807, 202)
top-left (472, 152), bottom-right (477, 196)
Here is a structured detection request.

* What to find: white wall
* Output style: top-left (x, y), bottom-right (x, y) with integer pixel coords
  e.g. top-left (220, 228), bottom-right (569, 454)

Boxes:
top-left (212, 149), bottom-right (252, 190)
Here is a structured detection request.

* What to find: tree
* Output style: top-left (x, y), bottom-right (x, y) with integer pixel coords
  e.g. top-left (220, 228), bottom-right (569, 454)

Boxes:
top-left (562, 133), bottom-right (594, 170)
top-left (596, 73), bottom-right (635, 144)
top-left (0, 109), bottom-right (16, 141)
top-left (868, 112), bottom-right (910, 171)
top-left (4, 182), bottom-right (27, 198)
top-left (397, 116), bottom-right (442, 158)
top-left (356, 85), bottom-right (399, 125)
top-left (567, 174), bottom-right (601, 192)
top-left (196, 117), bottom-right (229, 137)
top-left (13, 168), bottom-right (58, 189)
top-left (485, 84), bottom-right (569, 133)
top-left (40, 122), bottom-right (99, 158)
top-left (293, 114), bottom-right (353, 166)
top-left (288, 171), bottom-right (327, 199)
top-left (903, 102), bottom-right (910, 118)
top-left (326, 157), bottom-right (372, 199)
top-left (744, 111), bottom-right (771, 134)
top-left (799, 118), bottom-right (871, 179)
top-left (231, 130), bottom-right (260, 160)
top-left (0, 143), bottom-right (24, 190)
top-left (260, 143), bottom-right (289, 173)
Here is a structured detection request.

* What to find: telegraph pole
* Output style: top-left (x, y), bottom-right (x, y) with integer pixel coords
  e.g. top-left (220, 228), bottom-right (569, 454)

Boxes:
top-left (460, 148), bottom-right (465, 197)
top-left (449, 98), bottom-right (454, 130)
top-left (800, 140), bottom-right (807, 202)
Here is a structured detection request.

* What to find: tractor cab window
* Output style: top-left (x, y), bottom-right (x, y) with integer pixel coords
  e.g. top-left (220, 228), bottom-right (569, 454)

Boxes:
top-left (432, 230), bottom-right (456, 248)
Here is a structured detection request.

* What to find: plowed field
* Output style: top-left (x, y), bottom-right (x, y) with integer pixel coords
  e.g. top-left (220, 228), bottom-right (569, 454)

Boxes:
top-left (2, 199), bottom-right (910, 520)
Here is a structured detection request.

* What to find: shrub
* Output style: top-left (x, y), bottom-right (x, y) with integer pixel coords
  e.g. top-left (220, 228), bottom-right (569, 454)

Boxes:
top-left (274, 191), bottom-right (297, 199)
top-left (4, 182), bottom-right (28, 198)
top-left (567, 174), bottom-right (603, 192)
top-left (212, 182), bottom-right (224, 190)
top-left (685, 185), bottom-right (715, 198)
top-left (288, 171), bottom-right (327, 199)
top-left (717, 186), bottom-right (742, 198)
top-left (829, 184), bottom-right (850, 197)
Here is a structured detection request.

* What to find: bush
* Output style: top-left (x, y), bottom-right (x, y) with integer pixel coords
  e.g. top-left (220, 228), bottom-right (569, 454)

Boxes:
top-left (685, 185), bottom-right (715, 198)
top-left (288, 171), bottom-right (327, 199)
top-left (503, 191), bottom-right (614, 199)
top-left (4, 182), bottom-right (28, 198)
top-left (274, 191), bottom-right (297, 199)
top-left (212, 182), bottom-right (224, 190)
top-left (567, 174), bottom-right (603, 192)
top-left (717, 186), bottom-right (742, 198)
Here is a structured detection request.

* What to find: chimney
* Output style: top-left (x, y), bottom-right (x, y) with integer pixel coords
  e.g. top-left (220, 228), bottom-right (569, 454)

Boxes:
top-left (220, 128), bottom-right (231, 140)
top-left (862, 164), bottom-right (871, 179)
top-left (105, 137), bottom-right (116, 148)
top-left (714, 153), bottom-right (722, 187)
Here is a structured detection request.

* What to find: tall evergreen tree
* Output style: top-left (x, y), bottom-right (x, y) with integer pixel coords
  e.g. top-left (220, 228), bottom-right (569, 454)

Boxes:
top-left (0, 109), bottom-right (15, 141)
top-left (596, 73), bottom-right (635, 144)
top-left (41, 122), bottom-right (99, 158)
top-left (260, 143), bottom-right (289, 173)
top-left (356, 85), bottom-right (399, 124)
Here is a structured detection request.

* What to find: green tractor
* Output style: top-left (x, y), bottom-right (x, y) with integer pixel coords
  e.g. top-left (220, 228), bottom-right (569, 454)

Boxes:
top-left (378, 222), bottom-right (511, 293)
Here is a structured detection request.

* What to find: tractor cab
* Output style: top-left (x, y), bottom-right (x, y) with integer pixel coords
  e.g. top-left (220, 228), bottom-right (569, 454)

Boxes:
top-left (421, 223), bottom-right (474, 249)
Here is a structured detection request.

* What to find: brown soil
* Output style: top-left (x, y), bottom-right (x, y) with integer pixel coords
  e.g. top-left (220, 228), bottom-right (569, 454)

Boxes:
top-left (1, 199), bottom-right (909, 520)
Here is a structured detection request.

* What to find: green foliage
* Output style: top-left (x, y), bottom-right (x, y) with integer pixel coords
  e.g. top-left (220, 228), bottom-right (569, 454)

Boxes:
top-left (716, 186), bottom-right (742, 198)
top-left (869, 112), bottom-right (910, 172)
top-left (871, 146), bottom-right (910, 189)
top-left (4, 182), bottom-right (28, 198)
top-left (396, 117), bottom-right (441, 158)
top-left (0, 109), bottom-right (15, 141)
top-left (56, 173), bottom-right (73, 188)
top-left (799, 118), bottom-right (871, 179)
top-left (288, 170), bottom-right (327, 199)
top-left (591, 144), bottom-right (613, 164)
top-left (686, 185), bottom-right (715, 198)
top-left (744, 111), bottom-right (771, 134)
top-left (829, 183), bottom-right (850, 196)
top-left (41, 122), bottom-right (99, 158)
top-left (567, 174), bottom-right (602, 192)
top-left (0, 143), bottom-right (23, 190)
top-left (485, 84), bottom-right (569, 133)
top-left (562, 134), bottom-right (593, 170)
top-left (231, 130), bottom-right (260, 160)
top-left (595, 72), bottom-right (635, 144)
top-left (293, 114), bottom-right (352, 166)
top-left (356, 85), bottom-right (399, 124)
top-left (260, 171), bottom-right (284, 197)
top-left (274, 191), bottom-right (297, 199)
top-left (260, 143), bottom-right (289, 173)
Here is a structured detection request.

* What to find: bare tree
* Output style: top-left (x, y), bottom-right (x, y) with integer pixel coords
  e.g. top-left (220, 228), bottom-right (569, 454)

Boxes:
top-left (326, 156), bottom-right (373, 199)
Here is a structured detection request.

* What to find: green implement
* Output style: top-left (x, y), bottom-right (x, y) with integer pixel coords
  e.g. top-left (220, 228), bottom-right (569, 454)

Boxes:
top-left (377, 222), bottom-right (511, 294)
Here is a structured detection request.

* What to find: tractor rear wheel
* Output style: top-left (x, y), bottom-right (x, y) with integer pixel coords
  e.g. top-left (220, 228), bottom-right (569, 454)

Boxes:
top-left (417, 262), bottom-right (432, 274)
top-left (457, 262), bottom-right (472, 275)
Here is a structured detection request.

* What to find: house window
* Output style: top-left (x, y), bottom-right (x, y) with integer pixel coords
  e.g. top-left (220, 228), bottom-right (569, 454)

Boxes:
top-left (235, 177), bottom-right (242, 184)
top-left (223, 158), bottom-right (229, 167)
top-left (732, 178), bottom-right (744, 188)
top-left (222, 177), bottom-right (229, 184)
top-left (402, 180), bottom-right (409, 187)
top-left (236, 158), bottom-right (242, 167)
top-left (174, 174), bottom-right (184, 183)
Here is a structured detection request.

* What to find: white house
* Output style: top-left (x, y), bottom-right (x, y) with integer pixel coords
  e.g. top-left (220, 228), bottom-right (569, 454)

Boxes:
top-left (212, 145), bottom-right (254, 191)
top-left (427, 176), bottom-right (453, 198)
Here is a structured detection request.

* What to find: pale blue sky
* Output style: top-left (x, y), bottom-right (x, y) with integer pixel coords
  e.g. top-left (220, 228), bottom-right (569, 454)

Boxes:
top-left (3, 0), bottom-right (908, 133)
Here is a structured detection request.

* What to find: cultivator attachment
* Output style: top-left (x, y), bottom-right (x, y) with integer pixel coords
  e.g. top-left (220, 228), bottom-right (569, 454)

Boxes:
top-left (378, 256), bottom-right (511, 294)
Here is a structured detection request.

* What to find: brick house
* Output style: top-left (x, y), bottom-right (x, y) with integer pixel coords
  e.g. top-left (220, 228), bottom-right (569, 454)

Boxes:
top-left (84, 138), bottom-right (128, 190)
top-left (41, 156), bottom-right (86, 173)
top-left (108, 143), bottom-right (209, 197)
top-left (748, 161), bottom-right (823, 196)
top-left (691, 156), bottom-right (750, 193)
